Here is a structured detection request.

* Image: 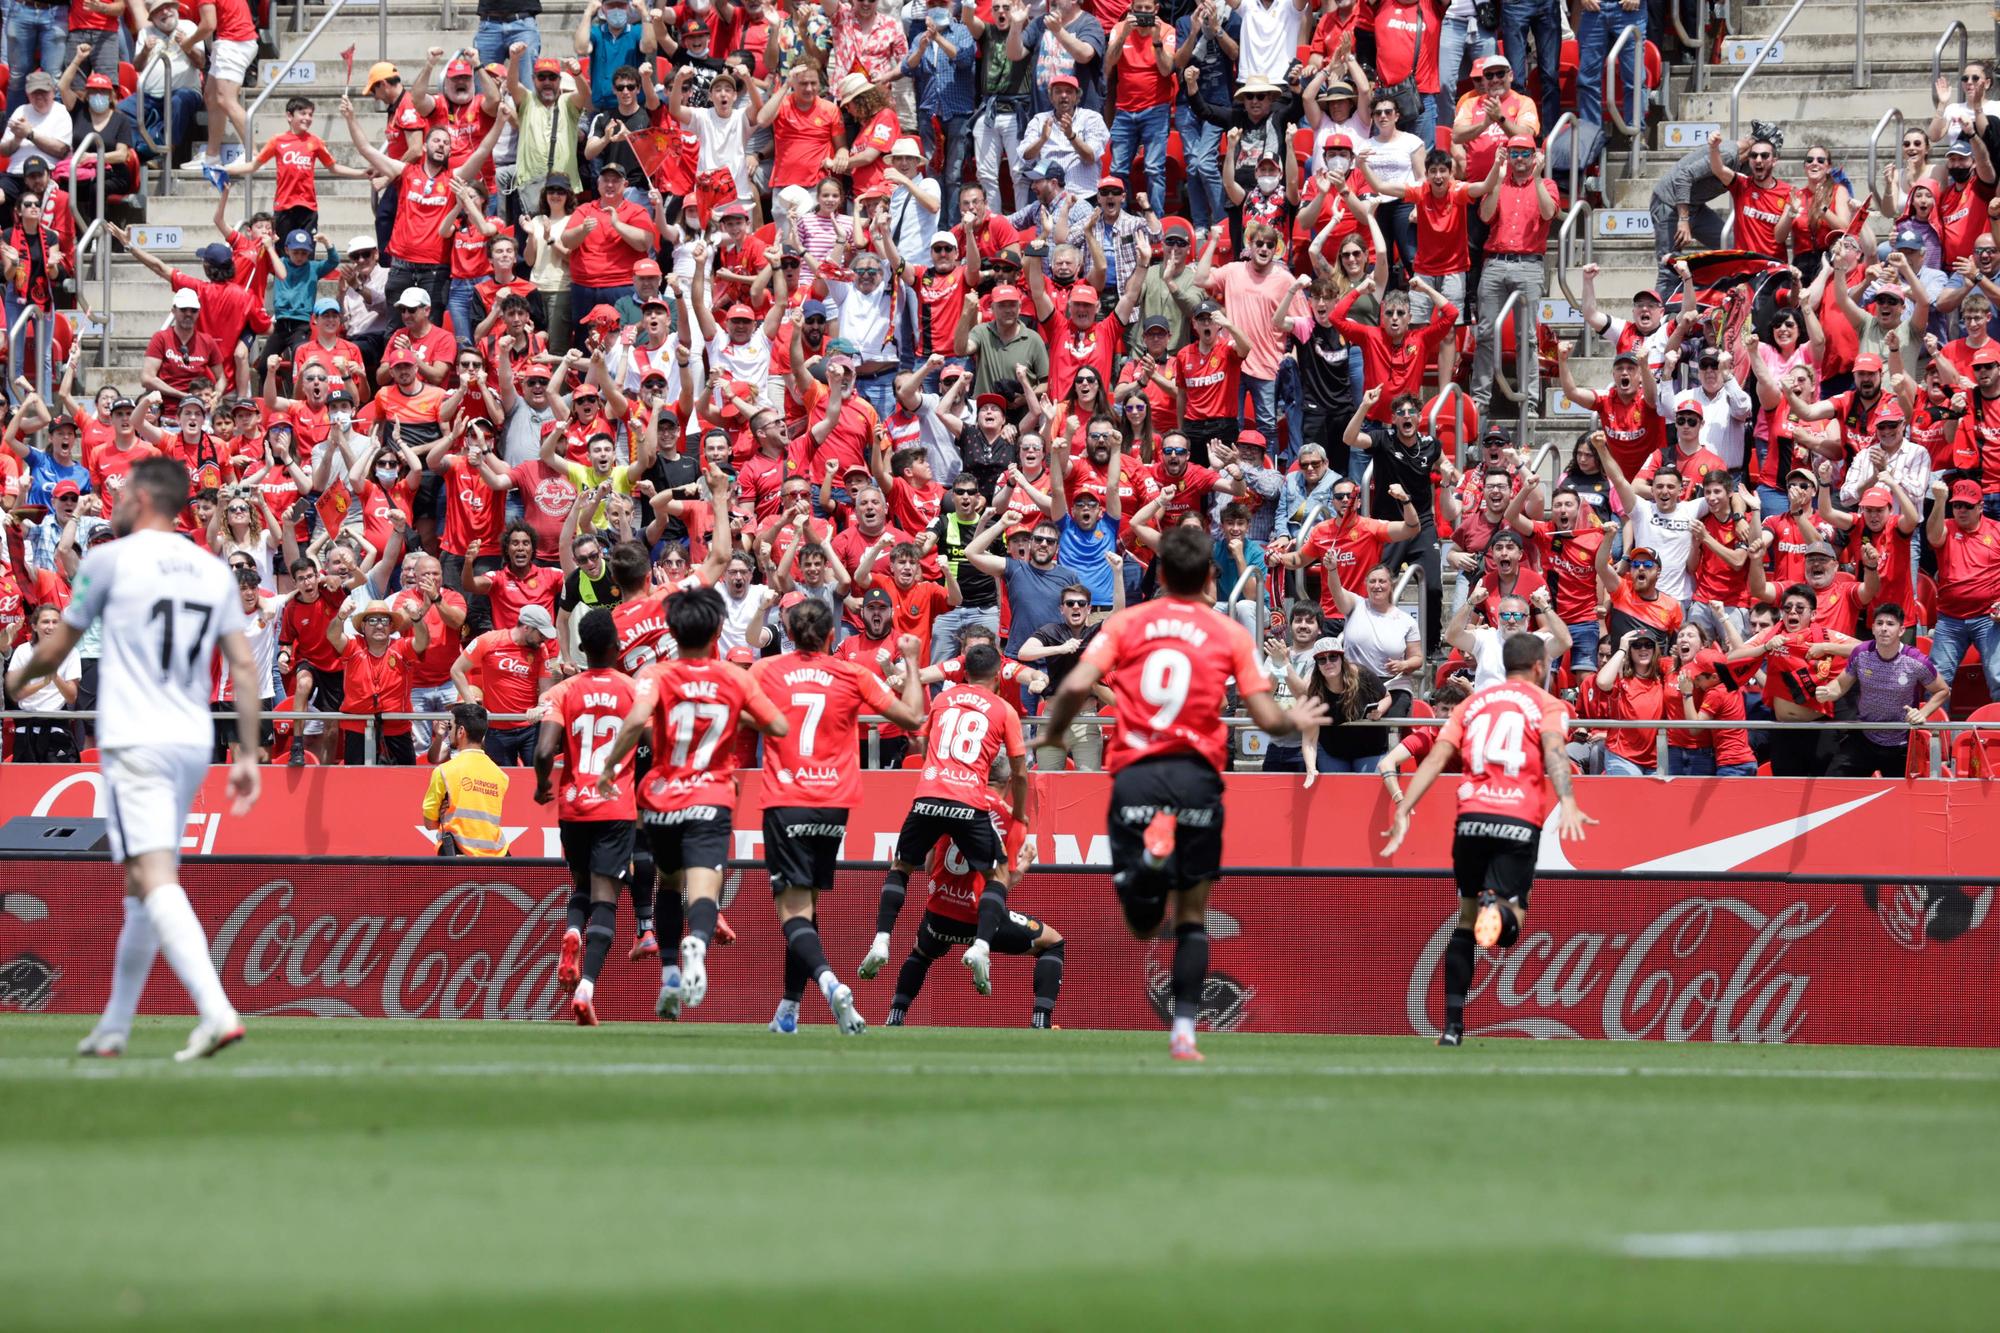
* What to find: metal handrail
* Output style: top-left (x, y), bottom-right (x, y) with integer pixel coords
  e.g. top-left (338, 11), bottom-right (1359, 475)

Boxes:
top-left (7, 304), bottom-right (52, 403)
top-left (1489, 288), bottom-right (1531, 445)
top-left (62, 132), bottom-right (111, 370)
top-left (1604, 21), bottom-right (1646, 178)
top-left (1360, 461), bottom-right (1373, 516)
top-left (1425, 385), bottom-right (1468, 454)
top-left (1934, 21), bottom-right (1970, 98)
top-left (1866, 108), bottom-right (1904, 229)
top-left (1542, 111), bottom-right (1581, 206)
top-left (1729, 0), bottom-right (1808, 141)
top-left (240, 0), bottom-right (353, 222)
top-left (1556, 200), bottom-right (1593, 355)
top-left (1389, 560), bottom-right (1428, 661)
top-left (1671, 0), bottom-right (1707, 94)
top-left (1528, 438), bottom-right (1561, 488)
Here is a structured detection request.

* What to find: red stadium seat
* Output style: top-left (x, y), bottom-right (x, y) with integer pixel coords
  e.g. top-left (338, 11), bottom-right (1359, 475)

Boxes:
top-left (79, 747), bottom-right (101, 763)
top-left (1915, 573), bottom-right (1937, 627)
top-left (117, 61), bottom-right (137, 101)
top-left (1951, 702), bottom-right (2000, 777)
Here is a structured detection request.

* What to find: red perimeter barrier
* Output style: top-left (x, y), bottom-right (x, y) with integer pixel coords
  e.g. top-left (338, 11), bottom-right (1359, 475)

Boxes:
top-left (5, 767), bottom-right (2000, 878)
top-left (2, 860), bottom-right (1992, 1045)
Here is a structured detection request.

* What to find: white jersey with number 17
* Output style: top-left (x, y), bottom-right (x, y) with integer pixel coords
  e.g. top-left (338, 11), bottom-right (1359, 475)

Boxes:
top-left (62, 530), bottom-right (248, 751)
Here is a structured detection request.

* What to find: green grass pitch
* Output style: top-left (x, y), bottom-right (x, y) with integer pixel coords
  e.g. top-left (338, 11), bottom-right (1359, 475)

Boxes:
top-left (3, 1016), bottom-right (1997, 1330)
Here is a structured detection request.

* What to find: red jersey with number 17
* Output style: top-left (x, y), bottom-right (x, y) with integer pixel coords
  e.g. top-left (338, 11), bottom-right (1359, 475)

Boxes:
top-left (750, 652), bottom-right (903, 809)
top-left (635, 656), bottom-right (782, 813)
top-left (913, 683), bottom-right (1026, 803)
top-left (1080, 597), bottom-right (1272, 775)
top-left (1434, 680), bottom-right (1569, 825)
top-left (545, 668), bottom-right (639, 822)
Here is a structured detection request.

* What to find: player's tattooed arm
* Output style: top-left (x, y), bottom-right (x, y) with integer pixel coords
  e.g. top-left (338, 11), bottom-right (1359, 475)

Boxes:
top-left (1543, 730), bottom-right (1573, 803)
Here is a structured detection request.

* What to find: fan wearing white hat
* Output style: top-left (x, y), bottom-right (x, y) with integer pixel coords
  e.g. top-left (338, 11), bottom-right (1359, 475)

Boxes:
top-left (878, 134), bottom-right (943, 272)
top-left (323, 597), bottom-right (433, 766)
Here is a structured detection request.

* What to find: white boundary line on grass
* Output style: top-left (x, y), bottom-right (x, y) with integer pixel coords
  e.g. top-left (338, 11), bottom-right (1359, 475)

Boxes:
top-left (3, 1058), bottom-right (1998, 1083)
top-left (1619, 1222), bottom-right (2000, 1262)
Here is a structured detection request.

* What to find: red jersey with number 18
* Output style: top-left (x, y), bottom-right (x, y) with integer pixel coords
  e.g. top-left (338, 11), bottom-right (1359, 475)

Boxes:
top-left (545, 667), bottom-right (639, 822)
top-left (750, 652), bottom-right (903, 809)
top-left (1080, 597), bottom-right (1271, 775)
top-left (913, 683), bottom-right (1026, 803)
top-left (635, 656), bottom-right (782, 813)
top-left (1434, 680), bottom-right (1569, 825)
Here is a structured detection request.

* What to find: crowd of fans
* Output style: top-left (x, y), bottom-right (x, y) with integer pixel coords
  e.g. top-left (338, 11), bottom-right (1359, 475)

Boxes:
top-left (0, 1), bottom-right (1997, 782)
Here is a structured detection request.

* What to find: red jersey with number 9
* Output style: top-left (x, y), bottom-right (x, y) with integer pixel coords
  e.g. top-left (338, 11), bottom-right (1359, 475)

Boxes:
top-left (750, 652), bottom-right (902, 809)
top-left (546, 667), bottom-right (639, 822)
top-left (913, 683), bottom-right (1026, 803)
top-left (635, 656), bottom-right (782, 813)
top-left (1081, 596), bottom-right (1272, 775)
top-left (1435, 681), bottom-right (1569, 825)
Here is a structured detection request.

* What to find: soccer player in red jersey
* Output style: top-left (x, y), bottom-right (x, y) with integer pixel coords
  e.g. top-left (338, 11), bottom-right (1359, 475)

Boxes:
top-left (1041, 527), bottom-right (1331, 1062)
top-left (749, 600), bottom-right (927, 1035)
top-left (533, 610), bottom-right (639, 1025)
top-left (1382, 633), bottom-right (1595, 1047)
top-left (858, 643), bottom-right (1029, 996)
top-left (600, 587), bottom-right (790, 1021)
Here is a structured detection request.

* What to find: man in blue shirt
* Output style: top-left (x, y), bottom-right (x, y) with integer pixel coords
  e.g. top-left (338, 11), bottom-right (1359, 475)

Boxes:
top-left (6, 408), bottom-right (91, 508)
top-left (575, 0), bottom-right (653, 113)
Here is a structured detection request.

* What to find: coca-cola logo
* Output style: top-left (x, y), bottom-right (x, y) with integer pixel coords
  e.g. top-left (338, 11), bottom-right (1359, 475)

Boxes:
top-left (1862, 882), bottom-right (1994, 950)
top-left (1406, 897), bottom-right (1832, 1043)
top-left (209, 878), bottom-right (571, 1020)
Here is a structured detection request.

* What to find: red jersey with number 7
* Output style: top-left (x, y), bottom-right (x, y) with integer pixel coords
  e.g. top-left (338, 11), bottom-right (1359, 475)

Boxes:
top-left (545, 668), bottom-right (639, 822)
top-left (635, 656), bottom-right (783, 813)
top-left (914, 683), bottom-right (1026, 803)
top-left (750, 652), bottom-right (903, 809)
top-left (1434, 680), bottom-right (1569, 825)
top-left (1080, 596), bottom-right (1272, 775)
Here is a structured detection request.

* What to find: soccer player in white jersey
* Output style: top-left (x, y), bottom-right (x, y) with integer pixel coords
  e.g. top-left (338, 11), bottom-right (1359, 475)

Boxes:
top-left (6, 457), bottom-right (266, 1061)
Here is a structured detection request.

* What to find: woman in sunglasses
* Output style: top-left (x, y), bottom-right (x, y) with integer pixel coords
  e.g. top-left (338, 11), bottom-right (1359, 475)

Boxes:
top-left (1593, 626), bottom-right (1673, 777)
top-left (1788, 142), bottom-right (1853, 283)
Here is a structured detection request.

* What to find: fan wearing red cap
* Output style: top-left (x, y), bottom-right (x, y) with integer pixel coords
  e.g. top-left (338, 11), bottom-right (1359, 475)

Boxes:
top-left (1785, 348), bottom-right (1901, 458)
top-left (1823, 452), bottom-right (1920, 622)
top-left (1030, 268), bottom-right (1120, 405)
top-left (690, 242), bottom-right (786, 412)
top-left (1632, 387), bottom-right (1729, 501)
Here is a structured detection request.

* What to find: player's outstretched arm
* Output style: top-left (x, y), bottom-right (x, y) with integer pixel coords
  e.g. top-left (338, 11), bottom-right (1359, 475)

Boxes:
top-left (533, 716), bottom-right (565, 804)
top-left (1382, 737), bottom-right (1460, 857)
top-left (881, 635), bottom-right (930, 730)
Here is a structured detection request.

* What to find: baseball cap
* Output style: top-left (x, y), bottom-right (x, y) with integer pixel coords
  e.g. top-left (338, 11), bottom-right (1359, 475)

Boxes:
top-left (930, 231), bottom-right (960, 250)
top-left (109, 396), bottom-right (136, 412)
top-left (1951, 478), bottom-right (1985, 504)
top-left (327, 384), bottom-right (356, 404)
top-left (519, 362), bottom-right (553, 380)
top-left (313, 296), bottom-right (340, 316)
top-left (596, 159), bottom-right (626, 177)
top-left (632, 257), bottom-right (662, 278)
top-left (382, 346), bottom-right (419, 369)
top-left (1236, 429), bottom-right (1268, 453)
top-left (171, 288), bottom-right (202, 310)
top-left (1873, 399), bottom-right (1908, 423)
top-left (1035, 161), bottom-right (1067, 182)
top-left (1948, 135), bottom-right (1977, 158)
top-left (346, 234), bottom-right (378, 255)
top-left (284, 228), bottom-right (313, 252)
top-left (1048, 73), bottom-right (1079, 91)
top-left (1673, 389), bottom-right (1705, 415)
top-left (1505, 133), bottom-right (1536, 150)
top-left (1483, 426), bottom-right (1512, 445)
top-left (1802, 540), bottom-right (1839, 560)
top-left (1691, 648), bottom-right (1732, 679)
top-left (1868, 283), bottom-right (1910, 303)
top-left (444, 59), bottom-right (474, 78)
top-left (990, 283), bottom-right (1024, 304)
top-left (724, 302), bottom-right (756, 322)
top-left (1626, 546), bottom-right (1660, 563)
top-left (532, 56), bottom-right (561, 75)
top-left (1068, 283), bottom-right (1103, 305)
top-left (861, 587), bottom-right (893, 608)
top-left (582, 304), bottom-right (622, 326)
top-left (714, 200), bottom-right (749, 220)
top-left (725, 646), bottom-right (757, 665)
top-left (1611, 348), bottom-right (1640, 365)
top-left (85, 73), bottom-right (114, 93)
top-left (365, 62), bottom-right (400, 92)
top-left (1140, 314), bottom-right (1171, 334)
top-left (515, 604), bottom-right (557, 638)
top-left (48, 413), bottom-right (75, 431)
top-left (1097, 178), bottom-right (1127, 194)
top-left (1975, 344), bottom-right (2000, 367)
top-left (1486, 529), bottom-right (1524, 550)
top-left (51, 479), bottom-right (80, 499)
top-left (1785, 467), bottom-right (1818, 487)
top-left (1696, 347), bottom-right (1721, 367)
top-left (800, 298), bottom-right (829, 320)
top-left (395, 287), bottom-right (432, 308)
top-left (1309, 636), bottom-right (1346, 658)
top-left (641, 293), bottom-right (670, 311)
top-left (196, 242), bottom-right (233, 266)
top-left (1162, 218), bottom-right (1194, 242)
top-left (1893, 226), bottom-right (1926, 250)
top-left (1859, 486), bottom-right (1895, 509)
top-left (571, 383), bottom-right (602, 400)
top-left (1632, 288), bottom-right (1663, 304)
top-left (1192, 299), bottom-right (1222, 318)
top-left (1852, 353), bottom-right (1885, 373)
top-left (1327, 134), bottom-right (1355, 152)
top-left (1479, 54), bottom-right (1514, 73)
top-left (975, 392), bottom-right (1007, 412)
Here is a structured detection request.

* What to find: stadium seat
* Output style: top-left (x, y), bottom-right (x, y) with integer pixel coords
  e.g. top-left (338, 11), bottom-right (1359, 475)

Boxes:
top-left (78, 747), bottom-right (100, 763)
top-left (1915, 573), bottom-right (1937, 628)
top-left (1951, 702), bottom-right (2000, 777)
top-left (117, 61), bottom-right (137, 101)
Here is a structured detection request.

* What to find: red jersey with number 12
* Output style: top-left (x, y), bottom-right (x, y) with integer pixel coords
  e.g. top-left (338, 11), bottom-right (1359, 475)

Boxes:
top-left (750, 652), bottom-right (902, 809)
top-left (1081, 597), bottom-right (1271, 774)
top-left (913, 683), bottom-right (1026, 803)
top-left (635, 656), bottom-right (781, 813)
top-left (1435, 680), bottom-right (1569, 825)
top-left (546, 668), bottom-right (639, 822)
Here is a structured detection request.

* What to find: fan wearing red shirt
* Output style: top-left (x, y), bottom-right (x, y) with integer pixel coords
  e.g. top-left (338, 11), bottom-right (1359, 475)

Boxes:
top-left (910, 235), bottom-right (976, 357)
top-left (800, 343), bottom-right (883, 479)
top-left (326, 598), bottom-right (431, 765)
top-left (757, 63), bottom-right (845, 192)
top-left (532, 612), bottom-right (640, 1023)
top-left (338, 97), bottom-right (505, 311)
top-left (857, 540), bottom-right (961, 660)
top-left (1104, 0), bottom-right (1176, 217)
top-left (1330, 278), bottom-right (1459, 423)
top-left (1710, 132), bottom-right (1794, 260)
top-left (1384, 633), bottom-right (1590, 1045)
top-left (1282, 482), bottom-right (1420, 612)
top-left (1678, 649), bottom-right (1759, 776)
top-left (389, 555), bottom-right (470, 750)
top-left (1380, 152), bottom-right (1495, 313)
top-left (1035, 281), bottom-right (1124, 402)
top-left (1172, 302), bottom-right (1249, 457)
top-left (1043, 528), bottom-right (1328, 1062)
top-left (470, 520), bottom-right (563, 629)
top-left (1147, 428), bottom-right (1245, 528)
top-left (750, 598), bottom-right (927, 1036)
top-left (432, 426), bottom-right (508, 630)
top-left (142, 294), bottom-right (227, 402)
top-left (452, 608), bottom-right (558, 766)
top-left (562, 162), bottom-right (659, 344)
top-left (1517, 487), bottom-right (1606, 666)
top-left (228, 98), bottom-right (363, 239)
top-left (1557, 345), bottom-right (1665, 475)
top-left (862, 646), bottom-right (1032, 998)
top-left (1727, 583), bottom-right (1850, 775)
top-left (1926, 476), bottom-right (2000, 700)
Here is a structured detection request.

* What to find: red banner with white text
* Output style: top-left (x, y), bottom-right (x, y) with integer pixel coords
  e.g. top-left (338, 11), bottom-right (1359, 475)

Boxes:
top-left (0, 767), bottom-right (1994, 878)
top-left (1, 861), bottom-right (1991, 1045)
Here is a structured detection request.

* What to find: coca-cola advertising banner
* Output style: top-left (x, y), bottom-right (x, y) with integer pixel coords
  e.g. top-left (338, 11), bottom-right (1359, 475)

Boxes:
top-left (3, 767), bottom-right (1995, 878)
top-left (2, 861), bottom-right (1992, 1045)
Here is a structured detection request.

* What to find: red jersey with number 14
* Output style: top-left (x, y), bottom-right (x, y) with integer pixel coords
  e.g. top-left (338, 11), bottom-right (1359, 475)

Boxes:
top-left (635, 656), bottom-right (782, 813)
top-left (913, 683), bottom-right (1026, 803)
top-left (1081, 597), bottom-right (1271, 775)
top-left (1435, 680), bottom-right (1569, 825)
top-left (750, 652), bottom-right (902, 809)
top-left (546, 668), bottom-right (639, 822)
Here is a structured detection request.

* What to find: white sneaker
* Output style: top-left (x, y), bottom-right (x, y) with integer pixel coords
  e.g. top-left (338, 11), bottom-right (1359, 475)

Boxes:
top-left (769, 999), bottom-right (799, 1034)
top-left (680, 936), bottom-right (707, 1008)
top-left (963, 939), bottom-right (992, 996)
top-left (859, 931), bottom-right (891, 979)
top-left (173, 1015), bottom-right (246, 1062)
top-left (655, 966), bottom-right (683, 1021)
top-left (76, 1027), bottom-right (126, 1058)
top-left (826, 980), bottom-right (866, 1035)
top-left (177, 153), bottom-right (213, 176)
